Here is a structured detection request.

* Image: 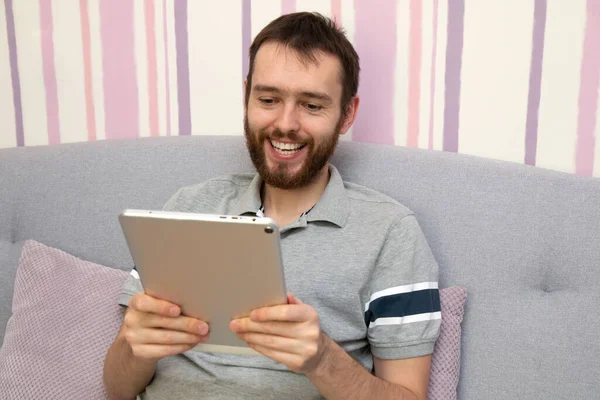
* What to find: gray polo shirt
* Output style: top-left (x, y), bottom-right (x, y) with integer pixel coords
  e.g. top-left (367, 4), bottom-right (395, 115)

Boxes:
top-left (119, 164), bottom-right (441, 400)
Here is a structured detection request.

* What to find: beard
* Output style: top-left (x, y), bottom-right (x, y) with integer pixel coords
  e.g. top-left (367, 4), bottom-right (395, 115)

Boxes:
top-left (244, 116), bottom-right (343, 190)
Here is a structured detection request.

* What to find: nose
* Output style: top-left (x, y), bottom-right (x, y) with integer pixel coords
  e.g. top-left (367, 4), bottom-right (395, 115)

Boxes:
top-left (273, 102), bottom-right (300, 134)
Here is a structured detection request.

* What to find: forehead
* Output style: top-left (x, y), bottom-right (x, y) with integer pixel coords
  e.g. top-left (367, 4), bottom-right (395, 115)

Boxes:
top-left (252, 42), bottom-right (343, 102)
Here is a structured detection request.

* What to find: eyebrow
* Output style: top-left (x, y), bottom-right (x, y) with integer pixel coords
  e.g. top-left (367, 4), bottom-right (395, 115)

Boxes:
top-left (253, 84), bottom-right (333, 103)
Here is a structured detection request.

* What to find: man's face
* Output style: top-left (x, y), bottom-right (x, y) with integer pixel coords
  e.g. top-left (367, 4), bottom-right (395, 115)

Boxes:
top-left (244, 42), bottom-right (350, 190)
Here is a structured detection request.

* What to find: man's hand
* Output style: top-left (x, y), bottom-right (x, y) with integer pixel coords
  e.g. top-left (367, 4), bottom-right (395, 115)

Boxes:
top-left (123, 293), bottom-right (210, 360)
top-left (229, 293), bottom-right (329, 374)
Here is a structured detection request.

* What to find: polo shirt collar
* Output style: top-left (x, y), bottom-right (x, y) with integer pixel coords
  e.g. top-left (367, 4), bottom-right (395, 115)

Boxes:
top-left (232, 164), bottom-right (349, 228)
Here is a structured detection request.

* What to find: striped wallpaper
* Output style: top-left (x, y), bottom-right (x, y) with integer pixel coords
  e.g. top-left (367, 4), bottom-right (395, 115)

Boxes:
top-left (1, 0), bottom-right (599, 177)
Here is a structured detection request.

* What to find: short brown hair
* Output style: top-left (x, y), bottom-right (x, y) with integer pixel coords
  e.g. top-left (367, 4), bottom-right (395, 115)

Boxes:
top-left (246, 12), bottom-right (360, 114)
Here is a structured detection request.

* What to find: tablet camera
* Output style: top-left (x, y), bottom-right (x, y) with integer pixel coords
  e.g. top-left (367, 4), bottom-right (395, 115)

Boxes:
top-left (264, 226), bottom-right (274, 234)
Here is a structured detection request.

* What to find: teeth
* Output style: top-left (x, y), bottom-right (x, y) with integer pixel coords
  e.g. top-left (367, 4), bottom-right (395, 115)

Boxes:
top-left (270, 139), bottom-right (304, 150)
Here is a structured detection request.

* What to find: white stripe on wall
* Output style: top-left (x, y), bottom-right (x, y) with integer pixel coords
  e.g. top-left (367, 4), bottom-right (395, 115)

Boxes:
top-left (296, 0), bottom-right (331, 17)
top-left (459, 0), bottom-right (533, 163)
top-left (432, 0), bottom-right (447, 152)
top-left (0, 3), bottom-right (16, 149)
top-left (340, 0), bottom-right (355, 142)
top-left (53, 0), bottom-right (87, 144)
top-left (13, 0), bottom-right (48, 146)
top-left (88, 0), bottom-right (106, 141)
top-left (134, 0), bottom-right (150, 138)
top-left (536, 1), bottom-right (586, 175)
top-left (369, 311), bottom-right (441, 328)
top-left (393, 0), bottom-right (410, 147)
top-left (188, 1), bottom-right (243, 136)
top-left (251, 1), bottom-right (281, 40)
top-left (154, 0), bottom-right (167, 136)
top-left (419, 0), bottom-right (434, 150)
top-left (165, 0), bottom-right (178, 135)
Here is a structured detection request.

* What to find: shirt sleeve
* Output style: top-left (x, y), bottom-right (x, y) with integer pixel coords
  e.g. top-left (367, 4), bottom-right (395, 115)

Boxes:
top-left (117, 189), bottom-right (184, 307)
top-left (363, 214), bottom-right (442, 360)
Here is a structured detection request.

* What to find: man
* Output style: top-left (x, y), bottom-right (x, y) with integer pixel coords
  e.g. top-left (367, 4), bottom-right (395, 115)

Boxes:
top-left (104, 12), bottom-right (441, 400)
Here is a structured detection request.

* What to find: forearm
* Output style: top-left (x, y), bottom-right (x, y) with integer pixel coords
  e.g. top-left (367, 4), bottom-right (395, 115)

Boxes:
top-left (306, 335), bottom-right (418, 400)
top-left (103, 330), bottom-right (157, 400)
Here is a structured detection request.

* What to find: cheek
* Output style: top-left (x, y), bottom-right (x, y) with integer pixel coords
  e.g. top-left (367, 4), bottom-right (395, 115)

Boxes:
top-left (248, 106), bottom-right (275, 131)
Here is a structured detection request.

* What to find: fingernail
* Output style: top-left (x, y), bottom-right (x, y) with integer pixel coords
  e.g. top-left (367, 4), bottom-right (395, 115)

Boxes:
top-left (169, 307), bottom-right (178, 315)
top-left (198, 324), bottom-right (208, 335)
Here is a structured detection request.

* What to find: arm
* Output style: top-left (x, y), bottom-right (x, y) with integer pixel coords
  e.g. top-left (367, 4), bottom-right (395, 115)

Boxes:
top-left (103, 319), bottom-right (158, 400)
top-left (306, 336), bottom-right (430, 400)
top-left (103, 293), bottom-right (210, 400)
top-left (230, 294), bottom-right (431, 400)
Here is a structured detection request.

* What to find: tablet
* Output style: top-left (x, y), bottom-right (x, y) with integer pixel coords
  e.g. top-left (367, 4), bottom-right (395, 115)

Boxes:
top-left (118, 209), bottom-right (287, 355)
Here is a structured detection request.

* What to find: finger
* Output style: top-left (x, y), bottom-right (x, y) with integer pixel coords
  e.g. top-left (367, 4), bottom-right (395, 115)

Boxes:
top-left (129, 293), bottom-right (180, 317)
top-left (127, 327), bottom-right (207, 346)
top-left (236, 332), bottom-right (303, 354)
top-left (287, 293), bottom-right (304, 305)
top-left (230, 319), bottom-right (295, 337)
top-left (130, 343), bottom-right (197, 360)
top-left (250, 304), bottom-right (315, 323)
top-left (143, 314), bottom-right (209, 336)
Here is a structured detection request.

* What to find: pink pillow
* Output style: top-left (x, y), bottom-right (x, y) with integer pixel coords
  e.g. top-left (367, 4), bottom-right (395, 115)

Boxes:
top-left (428, 286), bottom-right (468, 400)
top-left (0, 240), bottom-right (128, 399)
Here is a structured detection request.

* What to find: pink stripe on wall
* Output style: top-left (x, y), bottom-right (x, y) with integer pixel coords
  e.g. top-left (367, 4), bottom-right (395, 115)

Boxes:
top-left (443, 0), bottom-right (464, 152)
top-left (163, 0), bottom-right (171, 136)
top-left (39, 0), bottom-right (60, 145)
top-left (99, 0), bottom-right (138, 139)
top-left (281, 0), bottom-right (296, 15)
top-left (575, 0), bottom-right (600, 176)
top-left (428, 0), bottom-right (439, 150)
top-left (331, 0), bottom-right (342, 27)
top-left (5, 0), bottom-right (24, 147)
top-left (524, 0), bottom-right (547, 166)
top-left (352, 0), bottom-right (396, 144)
top-left (79, 0), bottom-right (96, 141)
top-left (145, 0), bottom-right (159, 137)
top-left (407, 0), bottom-right (422, 148)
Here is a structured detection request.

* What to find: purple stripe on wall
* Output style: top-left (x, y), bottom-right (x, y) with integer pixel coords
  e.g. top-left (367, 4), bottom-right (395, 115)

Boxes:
top-left (575, 0), bottom-right (600, 176)
top-left (99, 0), bottom-right (138, 139)
top-left (4, 0), bottom-right (24, 147)
top-left (524, 0), bottom-right (547, 166)
top-left (163, 0), bottom-right (171, 136)
top-left (39, 0), bottom-right (60, 145)
top-left (281, 0), bottom-right (296, 15)
top-left (352, 0), bottom-right (396, 145)
top-left (242, 0), bottom-right (251, 84)
top-left (428, 0), bottom-right (439, 150)
top-left (443, 0), bottom-right (465, 153)
top-left (174, 0), bottom-right (191, 135)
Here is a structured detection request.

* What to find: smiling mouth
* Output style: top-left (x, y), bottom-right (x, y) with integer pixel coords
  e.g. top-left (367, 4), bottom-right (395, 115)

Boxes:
top-left (269, 139), bottom-right (307, 156)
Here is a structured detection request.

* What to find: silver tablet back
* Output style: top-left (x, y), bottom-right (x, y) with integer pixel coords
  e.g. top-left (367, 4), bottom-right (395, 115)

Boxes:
top-left (119, 209), bottom-right (287, 354)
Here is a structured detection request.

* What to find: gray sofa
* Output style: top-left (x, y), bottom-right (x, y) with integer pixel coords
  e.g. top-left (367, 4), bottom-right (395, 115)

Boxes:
top-left (1, 135), bottom-right (599, 399)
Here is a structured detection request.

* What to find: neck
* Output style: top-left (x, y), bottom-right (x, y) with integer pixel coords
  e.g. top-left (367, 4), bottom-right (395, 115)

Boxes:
top-left (263, 165), bottom-right (330, 227)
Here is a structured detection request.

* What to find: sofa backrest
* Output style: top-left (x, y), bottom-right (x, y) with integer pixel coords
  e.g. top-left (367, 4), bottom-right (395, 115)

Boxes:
top-left (1, 136), bottom-right (599, 399)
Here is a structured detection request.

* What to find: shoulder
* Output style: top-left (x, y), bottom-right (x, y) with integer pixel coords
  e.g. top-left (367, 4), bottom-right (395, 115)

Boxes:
top-left (163, 174), bottom-right (254, 212)
top-left (343, 181), bottom-right (415, 224)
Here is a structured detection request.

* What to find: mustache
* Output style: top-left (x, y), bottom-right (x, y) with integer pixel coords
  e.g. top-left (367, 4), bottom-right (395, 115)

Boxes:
top-left (261, 129), bottom-right (306, 143)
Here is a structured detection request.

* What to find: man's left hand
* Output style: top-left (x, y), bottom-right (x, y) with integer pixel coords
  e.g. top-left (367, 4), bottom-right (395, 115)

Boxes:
top-left (229, 293), bottom-right (329, 374)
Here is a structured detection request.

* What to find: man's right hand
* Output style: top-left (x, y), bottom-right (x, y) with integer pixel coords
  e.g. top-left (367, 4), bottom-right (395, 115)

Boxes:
top-left (123, 292), bottom-right (210, 360)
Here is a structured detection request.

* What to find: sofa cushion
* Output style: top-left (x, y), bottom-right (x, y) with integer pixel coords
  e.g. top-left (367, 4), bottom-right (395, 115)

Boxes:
top-left (0, 240), bottom-right (466, 398)
top-left (0, 240), bottom-right (128, 399)
top-left (429, 286), bottom-right (467, 400)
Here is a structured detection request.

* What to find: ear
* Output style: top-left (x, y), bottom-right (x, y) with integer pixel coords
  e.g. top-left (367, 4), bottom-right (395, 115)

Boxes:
top-left (243, 80), bottom-right (248, 115)
top-left (339, 96), bottom-right (360, 136)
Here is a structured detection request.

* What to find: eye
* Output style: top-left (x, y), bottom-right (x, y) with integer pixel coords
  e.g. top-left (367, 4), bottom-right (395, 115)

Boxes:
top-left (259, 98), bottom-right (276, 105)
top-left (305, 103), bottom-right (322, 112)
